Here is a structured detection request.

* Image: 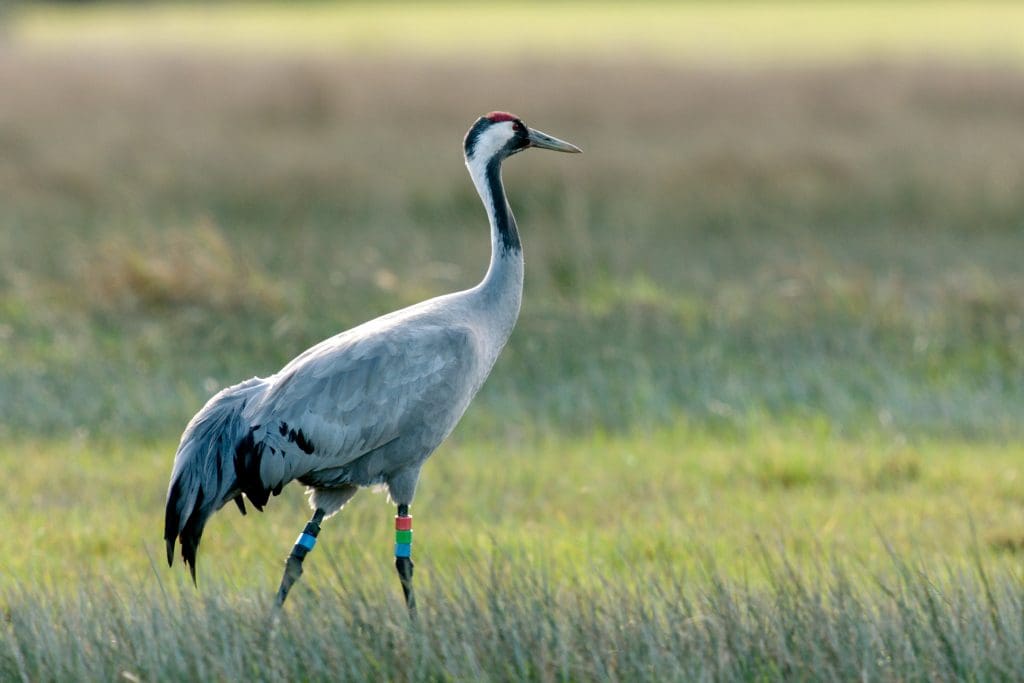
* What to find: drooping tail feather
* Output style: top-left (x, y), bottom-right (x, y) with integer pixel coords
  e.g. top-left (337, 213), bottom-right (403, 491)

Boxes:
top-left (164, 376), bottom-right (267, 582)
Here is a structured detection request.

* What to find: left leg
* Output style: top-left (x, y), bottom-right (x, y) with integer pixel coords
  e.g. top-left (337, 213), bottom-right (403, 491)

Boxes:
top-left (394, 503), bottom-right (416, 612)
top-left (387, 467), bottom-right (421, 614)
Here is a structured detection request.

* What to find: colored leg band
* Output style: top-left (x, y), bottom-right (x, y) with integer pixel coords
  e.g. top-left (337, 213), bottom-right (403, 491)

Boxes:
top-left (395, 514), bottom-right (412, 557)
top-left (291, 519), bottom-right (322, 558)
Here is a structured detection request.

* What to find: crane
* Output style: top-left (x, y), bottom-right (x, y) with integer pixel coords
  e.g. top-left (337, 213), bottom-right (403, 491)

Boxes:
top-left (164, 112), bottom-right (581, 610)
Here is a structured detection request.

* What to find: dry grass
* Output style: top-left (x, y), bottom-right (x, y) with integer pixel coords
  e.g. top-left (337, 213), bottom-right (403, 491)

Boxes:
top-left (10, 1), bottom-right (1024, 64)
top-left (81, 219), bottom-right (286, 314)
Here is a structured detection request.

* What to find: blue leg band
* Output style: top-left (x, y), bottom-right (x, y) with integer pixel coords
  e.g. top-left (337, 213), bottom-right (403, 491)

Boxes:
top-left (297, 532), bottom-right (317, 551)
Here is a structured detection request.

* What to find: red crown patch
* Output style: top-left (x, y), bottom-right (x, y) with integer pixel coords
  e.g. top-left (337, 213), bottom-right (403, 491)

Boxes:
top-left (484, 111), bottom-right (518, 123)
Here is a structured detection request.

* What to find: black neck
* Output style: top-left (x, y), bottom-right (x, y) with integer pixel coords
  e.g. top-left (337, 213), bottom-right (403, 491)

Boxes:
top-left (485, 157), bottom-right (520, 253)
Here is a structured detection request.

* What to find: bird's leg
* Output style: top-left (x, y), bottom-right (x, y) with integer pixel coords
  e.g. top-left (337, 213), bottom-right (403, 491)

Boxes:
top-left (276, 508), bottom-right (326, 607)
top-left (394, 504), bottom-right (416, 614)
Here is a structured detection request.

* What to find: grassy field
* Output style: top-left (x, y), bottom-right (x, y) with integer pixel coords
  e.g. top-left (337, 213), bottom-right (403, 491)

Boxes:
top-left (2, 2), bottom-right (1024, 679)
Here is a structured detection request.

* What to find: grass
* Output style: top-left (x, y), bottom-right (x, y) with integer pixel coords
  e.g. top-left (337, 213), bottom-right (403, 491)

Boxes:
top-left (2, 3), bottom-right (1024, 678)
top-left (4, 556), bottom-right (1024, 681)
top-left (2, 428), bottom-right (1023, 593)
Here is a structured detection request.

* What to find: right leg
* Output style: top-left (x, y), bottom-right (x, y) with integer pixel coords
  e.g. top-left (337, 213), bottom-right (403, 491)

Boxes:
top-left (276, 508), bottom-right (325, 607)
top-left (276, 484), bottom-right (358, 607)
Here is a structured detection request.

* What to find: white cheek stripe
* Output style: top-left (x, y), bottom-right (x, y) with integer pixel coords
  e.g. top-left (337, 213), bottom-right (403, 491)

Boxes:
top-left (466, 122), bottom-right (515, 229)
top-left (468, 121), bottom-right (515, 166)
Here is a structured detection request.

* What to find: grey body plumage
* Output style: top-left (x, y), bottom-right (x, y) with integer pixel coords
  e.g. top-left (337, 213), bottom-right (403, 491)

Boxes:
top-left (164, 112), bottom-right (580, 605)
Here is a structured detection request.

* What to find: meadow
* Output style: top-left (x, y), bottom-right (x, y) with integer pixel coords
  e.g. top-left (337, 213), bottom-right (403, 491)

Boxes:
top-left (2, 2), bottom-right (1024, 680)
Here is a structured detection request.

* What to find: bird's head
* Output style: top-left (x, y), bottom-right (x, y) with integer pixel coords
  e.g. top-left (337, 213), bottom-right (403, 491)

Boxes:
top-left (464, 111), bottom-right (581, 166)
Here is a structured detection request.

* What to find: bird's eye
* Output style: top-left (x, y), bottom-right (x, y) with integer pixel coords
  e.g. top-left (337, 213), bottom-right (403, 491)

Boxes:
top-left (512, 121), bottom-right (524, 132)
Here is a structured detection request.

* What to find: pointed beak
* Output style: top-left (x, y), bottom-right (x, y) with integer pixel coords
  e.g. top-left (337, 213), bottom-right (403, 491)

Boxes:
top-left (527, 128), bottom-right (582, 154)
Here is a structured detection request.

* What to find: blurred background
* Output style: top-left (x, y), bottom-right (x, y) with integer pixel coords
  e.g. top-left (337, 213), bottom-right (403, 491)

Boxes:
top-left (1, 2), bottom-right (1022, 585)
